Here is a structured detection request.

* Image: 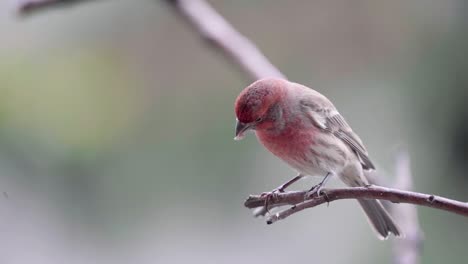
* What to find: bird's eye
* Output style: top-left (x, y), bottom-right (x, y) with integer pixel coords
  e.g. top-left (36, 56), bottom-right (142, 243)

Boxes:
top-left (256, 117), bottom-right (263, 122)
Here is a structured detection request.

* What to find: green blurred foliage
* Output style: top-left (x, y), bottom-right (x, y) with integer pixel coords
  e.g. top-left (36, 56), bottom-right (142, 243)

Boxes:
top-left (0, 51), bottom-right (143, 151)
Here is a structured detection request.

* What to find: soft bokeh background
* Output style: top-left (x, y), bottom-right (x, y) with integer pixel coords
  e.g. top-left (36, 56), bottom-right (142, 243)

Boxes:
top-left (0, 1), bottom-right (467, 263)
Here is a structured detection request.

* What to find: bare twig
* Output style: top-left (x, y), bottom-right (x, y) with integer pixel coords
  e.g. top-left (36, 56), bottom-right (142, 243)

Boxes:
top-left (164, 0), bottom-right (285, 81)
top-left (392, 152), bottom-right (424, 264)
top-left (244, 186), bottom-right (468, 224)
top-left (15, 0), bottom-right (94, 15)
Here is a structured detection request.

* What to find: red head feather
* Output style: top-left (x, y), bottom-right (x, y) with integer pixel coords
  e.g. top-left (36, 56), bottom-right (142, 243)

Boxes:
top-left (234, 78), bottom-right (287, 123)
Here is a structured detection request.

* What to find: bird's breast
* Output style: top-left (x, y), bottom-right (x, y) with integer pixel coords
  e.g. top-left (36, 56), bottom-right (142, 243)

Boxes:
top-left (256, 119), bottom-right (317, 164)
top-left (256, 119), bottom-right (349, 176)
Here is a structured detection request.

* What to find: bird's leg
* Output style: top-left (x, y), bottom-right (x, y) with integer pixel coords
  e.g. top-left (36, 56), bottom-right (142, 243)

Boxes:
top-left (275, 174), bottom-right (304, 193)
top-left (261, 174), bottom-right (304, 197)
top-left (260, 174), bottom-right (304, 212)
top-left (306, 172), bottom-right (332, 198)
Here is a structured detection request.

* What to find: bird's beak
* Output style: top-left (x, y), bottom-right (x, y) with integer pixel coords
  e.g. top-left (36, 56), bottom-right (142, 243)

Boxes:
top-left (234, 119), bottom-right (250, 141)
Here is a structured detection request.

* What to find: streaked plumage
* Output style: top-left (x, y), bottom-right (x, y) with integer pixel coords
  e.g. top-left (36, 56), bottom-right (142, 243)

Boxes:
top-left (234, 78), bottom-right (401, 239)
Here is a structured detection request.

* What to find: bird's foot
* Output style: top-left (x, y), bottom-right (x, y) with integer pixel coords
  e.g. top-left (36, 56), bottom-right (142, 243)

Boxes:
top-left (260, 187), bottom-right (284, 213)
top-left (304, 172), bottom-right (332, 200)
top-left (304, 184), bottom-right (330, 206)
top-left (304, 183), bottom-right (324, 200)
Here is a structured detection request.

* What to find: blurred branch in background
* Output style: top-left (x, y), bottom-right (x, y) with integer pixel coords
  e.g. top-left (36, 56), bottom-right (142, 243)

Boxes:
top-left (16, 0), bottom-right (94, 15)
top-left (164, 0), bottom-right (285, 80)
top-left (392, 152), bottom-right (424, 264)
top-left (15, 0), bottom-right (284, 80)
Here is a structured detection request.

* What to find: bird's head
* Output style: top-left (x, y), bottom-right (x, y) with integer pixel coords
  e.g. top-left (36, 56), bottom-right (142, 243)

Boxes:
top-left (234, 78), bottom-right (287, 140)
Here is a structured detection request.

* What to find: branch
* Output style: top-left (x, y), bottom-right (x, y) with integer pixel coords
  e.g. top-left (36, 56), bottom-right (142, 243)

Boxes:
top-left (164, 0), bottom-right (285, 81)
top-left (392, 152), bottom-right (424, 264)
top-left (244, 186), bottom-right (468, 224)
top-left (15, 0), bottom-right (95, 16)
top-left (15, 0), bottom-right (284, 81)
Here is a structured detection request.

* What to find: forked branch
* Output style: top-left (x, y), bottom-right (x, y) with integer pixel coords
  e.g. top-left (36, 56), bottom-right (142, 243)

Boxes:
top-left (244, 186), bottom-right (468, 224)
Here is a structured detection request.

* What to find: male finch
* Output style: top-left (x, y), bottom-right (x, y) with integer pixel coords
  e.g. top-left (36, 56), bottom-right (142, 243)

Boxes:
top-left (234, 78), bottom-right (401, 239)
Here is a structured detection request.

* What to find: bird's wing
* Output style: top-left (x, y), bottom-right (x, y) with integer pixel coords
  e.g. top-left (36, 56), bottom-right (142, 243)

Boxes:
top-left (300, 97), bottom-right (375, 170)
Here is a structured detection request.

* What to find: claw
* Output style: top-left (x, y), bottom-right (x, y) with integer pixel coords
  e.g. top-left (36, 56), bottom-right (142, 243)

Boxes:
top-left (321, 189), bottom-right (330, 206)
top-left (305, 172), bottom-right (332, 199)
top-left (259, 174), bottom-right (304, 214)
top-left (260, 188), bottom-right (282, 213)
top-left (304, 184), bottom-right (322, 199)
top-left (305, 181), bottom-right (323, 197)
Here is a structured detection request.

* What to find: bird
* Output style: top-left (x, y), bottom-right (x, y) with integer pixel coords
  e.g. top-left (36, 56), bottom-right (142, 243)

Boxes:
top-left (234, 77), bottom-right (401, 239)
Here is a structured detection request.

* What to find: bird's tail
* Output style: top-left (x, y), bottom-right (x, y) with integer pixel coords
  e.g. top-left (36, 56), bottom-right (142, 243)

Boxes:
top-left (357, 199), bottom-right (402, 239)
top-left (340, 165), bottom-right (402, 239)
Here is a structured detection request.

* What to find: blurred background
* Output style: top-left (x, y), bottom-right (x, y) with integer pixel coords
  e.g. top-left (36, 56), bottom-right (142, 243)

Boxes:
top-left (0, 0), bottom-right (467, 263)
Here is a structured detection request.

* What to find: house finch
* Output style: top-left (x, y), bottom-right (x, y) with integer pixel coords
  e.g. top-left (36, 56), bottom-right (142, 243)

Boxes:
top-left (234, 78), bottom-right (401, 239)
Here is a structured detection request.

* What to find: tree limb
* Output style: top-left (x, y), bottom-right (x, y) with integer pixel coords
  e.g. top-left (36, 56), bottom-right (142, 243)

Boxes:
top-left (164, 0), bottom-right (285, 81)
top-left (16, 0), bottom-right (285, 81)
top-left (244, 186), bottom-right (468, 224)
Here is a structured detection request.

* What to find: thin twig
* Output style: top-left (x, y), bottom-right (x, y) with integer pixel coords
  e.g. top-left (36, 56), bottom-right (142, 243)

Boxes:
top-left (244, 186), bottom-right (468, 224)
top-left (164, 0), bottom-right (285, 81)
top-left (392, 152), bottom-right (424, 264)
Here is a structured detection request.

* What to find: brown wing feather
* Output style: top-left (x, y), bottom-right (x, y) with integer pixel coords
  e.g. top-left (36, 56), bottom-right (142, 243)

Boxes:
top-left (301, 100), bottom-right (375, 170)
